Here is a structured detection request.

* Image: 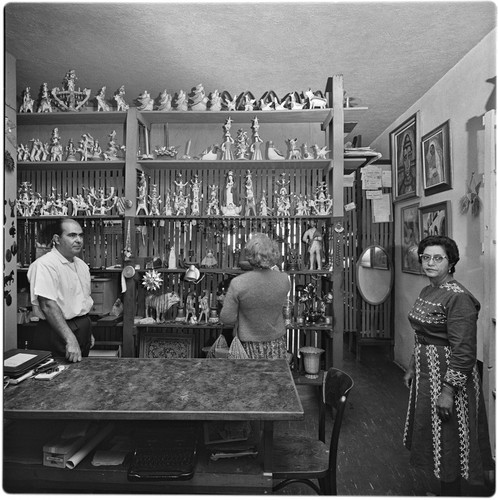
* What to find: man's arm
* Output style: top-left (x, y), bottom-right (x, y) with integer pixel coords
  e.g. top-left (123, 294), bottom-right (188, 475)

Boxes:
top-left (38, 296), bottom-right (82, 362)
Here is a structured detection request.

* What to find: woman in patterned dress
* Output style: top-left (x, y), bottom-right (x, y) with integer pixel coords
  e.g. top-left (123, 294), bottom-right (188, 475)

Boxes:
top-left (403, 235), bottom-right (493, 495)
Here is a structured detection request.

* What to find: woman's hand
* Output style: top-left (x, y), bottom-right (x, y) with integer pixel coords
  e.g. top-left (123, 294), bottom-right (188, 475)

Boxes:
top-left (437, 386), bottom-right (454, 421)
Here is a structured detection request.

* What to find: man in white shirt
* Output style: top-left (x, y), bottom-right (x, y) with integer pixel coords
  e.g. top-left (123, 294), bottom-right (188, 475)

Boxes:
top-left (27, 218), bottom-right (95, 362)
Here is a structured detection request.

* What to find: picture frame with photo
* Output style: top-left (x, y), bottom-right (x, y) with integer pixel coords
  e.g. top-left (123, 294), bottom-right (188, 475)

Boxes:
top-left (401, 203), bottom-right (422, 274)
top-left (390, 113), bottom-right (419, 202)
top-left (419, 201), bottom-right (450, 239)
top-left (421, 120), bottom-right (452, 195)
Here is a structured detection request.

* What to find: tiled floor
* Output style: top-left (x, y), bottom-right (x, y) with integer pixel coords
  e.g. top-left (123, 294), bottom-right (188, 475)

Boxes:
top-left (274, 343), bottom-right (495, 496)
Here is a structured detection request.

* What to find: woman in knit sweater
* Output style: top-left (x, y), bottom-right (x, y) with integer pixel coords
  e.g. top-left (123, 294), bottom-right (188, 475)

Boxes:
top-left (220, 233), bottom-right (290, 359)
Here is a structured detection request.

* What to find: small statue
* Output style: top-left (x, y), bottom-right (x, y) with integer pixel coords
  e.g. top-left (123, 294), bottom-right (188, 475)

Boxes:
top-left (267, 140), bottom-right (285, 160)
top-left (114, 85), bottom-right (129, 112)
top-left (206, 184), bottom-right (220, 216)
top-left (103, 130), bottom-right (125, 161)
top-left (294, 194), bottom-right (310, 216)
top-left (235, 128), bottom-right (249, 160)
top-left (309, 181), bottom-right (333, 216)
top-left (224, 93), bottom-right (237, 111)
top-left (243, 94), bottom-right (256, 111)
top-left (221, 170), bottom-right (241, 216)
top-left (259, 190), bottom-right (271, 216)
top-left (76, 133), bottom-right (95, 161)
top-left (198, 290), bottom-right (211, 322)
top-left (201, 249), bottom-right (218, 268)
top-left (90, 140), bottom-right (103, 161)
top-left (304, 89), bottom-right (327, 109)
top-left (174, 90), bottom-right (188, 111)
top-left (208, 89), bottom-right (222, 111)
top-left (312, 144), bottom-right (330, 159)
top-left (198, 144), bottom-right (219, 161)
top-left (37, 83), bottom-right (53, 113)
top-left (65, 138), bottom-right (77, 161)
top-left (302, 143), bottom-right (314, 160)
top-left (287, 138), bottom-right (302, 160)
top-left (174, 172), bottom-right (189, 216)
top-left (288, 92), bottom-right (305, 110)
top-left (302, 220), bottom-right (323, 270)
top-left (243, 170), bottom-right (257, 216)
top-left (189, 83), bottom-right (208, 111)
top-left (221, 117), bottom-right (235, 161)
top-left (190, 174), bottom-right (202, 216)
top-left (185, 292), bottom-right (197, 323)
top-left (49, 128), bottom-right (64, 162)
top-left (156, 89), bottom-right (172, 111)
top-left (51, 69), bottom-right (91, 112)
top-left (29, 138), bottom-right (43, 162)
top-left (86, 187), bottom-right (117, 215)
top-left (136, 90), bottom-right (154, 111)
top-left (136, 171), bottom-right (148, 215)
top-left (149, 184), bottom-right (162, 216)
top-left (163, 189), bottom-right (173, 216)
top-left (96, 86), bottom-right (110, 112)
top-left (250, 117), bottom-right (264, 161)
top-left (19, 87), bottom-right (34, 113)
top-left (275, 173), bottom-right (291, 216)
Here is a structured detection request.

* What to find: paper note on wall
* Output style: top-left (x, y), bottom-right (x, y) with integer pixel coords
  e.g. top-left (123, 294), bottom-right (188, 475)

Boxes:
top-left (372, 194), bottom-right (392, 223)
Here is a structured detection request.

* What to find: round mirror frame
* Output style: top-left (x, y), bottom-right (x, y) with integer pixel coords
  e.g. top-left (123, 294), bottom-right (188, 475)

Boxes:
top-left (355, 245), bottom-right (393, 305)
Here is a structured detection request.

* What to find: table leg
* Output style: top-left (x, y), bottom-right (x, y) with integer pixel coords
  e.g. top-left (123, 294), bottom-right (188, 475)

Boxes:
top-left (262, 421), bottom-right (273, 472)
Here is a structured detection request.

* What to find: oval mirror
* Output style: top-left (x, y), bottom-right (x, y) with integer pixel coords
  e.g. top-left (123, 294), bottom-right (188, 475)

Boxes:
top-left (356, 245), bottom-right (393, 305)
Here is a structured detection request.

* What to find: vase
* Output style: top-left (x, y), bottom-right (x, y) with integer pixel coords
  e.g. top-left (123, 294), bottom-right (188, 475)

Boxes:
top-left (299, 346), bottom-right (324, 379)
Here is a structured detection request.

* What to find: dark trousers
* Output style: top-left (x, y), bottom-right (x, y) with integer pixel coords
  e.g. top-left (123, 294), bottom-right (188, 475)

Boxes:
top-left (27, 315), bottom-right (92, 358)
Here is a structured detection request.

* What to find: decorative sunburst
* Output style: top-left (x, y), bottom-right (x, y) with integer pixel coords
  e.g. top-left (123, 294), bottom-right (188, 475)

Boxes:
top-left (142, 270), bottom-right (163, 291)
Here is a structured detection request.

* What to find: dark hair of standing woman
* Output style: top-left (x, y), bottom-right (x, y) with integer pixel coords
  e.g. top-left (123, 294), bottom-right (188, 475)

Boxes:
top-left (417, 235), bottom-right (460, 274)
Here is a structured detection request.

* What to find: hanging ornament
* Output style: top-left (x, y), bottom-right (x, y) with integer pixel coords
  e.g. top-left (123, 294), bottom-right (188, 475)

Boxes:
top-left (4, 150), bottom-right (15, 172)
top-left (459, 172), bottom-right (482, 217)
top-left (142, 270), bottom-right (163, 291)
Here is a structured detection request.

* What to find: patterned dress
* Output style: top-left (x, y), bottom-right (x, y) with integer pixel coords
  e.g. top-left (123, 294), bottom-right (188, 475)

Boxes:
top-left (403, 280), bottom-right (493, 483)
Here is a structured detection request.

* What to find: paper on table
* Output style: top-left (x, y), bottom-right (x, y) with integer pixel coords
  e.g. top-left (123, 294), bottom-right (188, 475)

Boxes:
top-left (4, 353), bottom-right (37, 367)
top-left (65, 423), bottom-right (114, 470)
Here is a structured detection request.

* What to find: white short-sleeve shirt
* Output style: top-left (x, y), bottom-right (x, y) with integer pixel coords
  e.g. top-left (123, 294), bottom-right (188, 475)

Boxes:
top-left (27, 247), bottom-right (93, 320)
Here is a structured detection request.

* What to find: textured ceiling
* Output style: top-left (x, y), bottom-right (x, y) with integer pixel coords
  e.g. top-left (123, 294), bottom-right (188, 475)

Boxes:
top-left (4, 2), bottom-right (496, 145)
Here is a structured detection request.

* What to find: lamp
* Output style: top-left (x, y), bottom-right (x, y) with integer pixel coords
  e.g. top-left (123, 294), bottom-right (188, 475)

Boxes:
top-left (184, 265), bottom-right (204, 284)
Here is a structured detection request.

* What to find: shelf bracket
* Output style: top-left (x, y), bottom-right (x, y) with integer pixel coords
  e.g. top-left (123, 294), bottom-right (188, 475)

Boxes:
top-left (321, 109), bottom-right (334, 131)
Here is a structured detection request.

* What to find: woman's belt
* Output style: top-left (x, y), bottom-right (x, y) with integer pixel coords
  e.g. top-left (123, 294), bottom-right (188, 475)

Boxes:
top-left (415, 333), bottom-right (450, 346)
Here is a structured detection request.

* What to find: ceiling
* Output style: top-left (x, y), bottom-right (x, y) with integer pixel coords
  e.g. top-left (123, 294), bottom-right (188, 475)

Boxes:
top-left (4, 2), bottom-right (496, 145)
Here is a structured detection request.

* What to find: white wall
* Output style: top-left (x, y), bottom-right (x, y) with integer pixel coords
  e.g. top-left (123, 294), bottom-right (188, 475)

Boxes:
top-left (370, 29), bottom-right (496, 369)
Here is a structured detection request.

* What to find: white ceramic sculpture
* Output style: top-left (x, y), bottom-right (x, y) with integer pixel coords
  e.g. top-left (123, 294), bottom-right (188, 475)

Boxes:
top-left (114, 85), bottom-right (129, 111)
top-left (96, 86), bottom-right (110, 112)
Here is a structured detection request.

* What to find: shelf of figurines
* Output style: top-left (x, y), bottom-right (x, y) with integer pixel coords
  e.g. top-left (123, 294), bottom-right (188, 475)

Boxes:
top-left (16, 160), bottom-right (126, 171)
top-left (137, 159), bottom-right (332, 170)
top-left (17, 111), bottom-right (128, 126)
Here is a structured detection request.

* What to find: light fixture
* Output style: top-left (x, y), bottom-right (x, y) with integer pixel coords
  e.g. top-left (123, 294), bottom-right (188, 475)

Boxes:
top-left (184, 265), bottom-right (204, 284)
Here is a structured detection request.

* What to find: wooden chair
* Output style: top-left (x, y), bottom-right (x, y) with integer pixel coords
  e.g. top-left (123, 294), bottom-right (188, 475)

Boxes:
top-left (272, 367), bottom-right (354, 495)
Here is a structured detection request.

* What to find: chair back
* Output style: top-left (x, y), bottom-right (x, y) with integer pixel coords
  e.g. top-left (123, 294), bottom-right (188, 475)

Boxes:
top-left (322, 367), bottom-right (354, 494)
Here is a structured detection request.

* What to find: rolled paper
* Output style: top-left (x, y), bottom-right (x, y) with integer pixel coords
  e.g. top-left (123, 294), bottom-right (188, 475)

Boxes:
top-left (66, 423), bottom-right (114, 470)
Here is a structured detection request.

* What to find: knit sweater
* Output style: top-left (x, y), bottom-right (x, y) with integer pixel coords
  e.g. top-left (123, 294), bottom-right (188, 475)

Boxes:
top-left (219, 269), bottom-right (291, 342)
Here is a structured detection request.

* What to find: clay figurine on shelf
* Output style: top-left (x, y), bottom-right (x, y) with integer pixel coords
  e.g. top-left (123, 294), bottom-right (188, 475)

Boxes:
top-left (49, 128), bottom-right (64, 162)
top-left (65, 138), bottom-right (77, 161)
top-left (275, 172), bottom-right (291, 216)
top-left (86, 186), bottom-right (117, 215)
top-left (198, 290), bottom-right (211, 322)
top-left (287, 138), bottom-right (302, 160)
top-left (243, 169), bottom-right (257, 216)
top-left (19, 87), bottom-right (34, 113)
top-left (96, 86), bottom-right (110, 112)
top-left (37, 82), bottom-right (53, 113)
top-left (155, 145), bottom-right (178, 159)
top-left (223, 92), bottom-right (237, 111)
top-left (189, 84), bottom-right (208, 111)
top-left (180, 139), bottom-right (192, 160)
top-left (114, 85), bottom-right (129, 111)
top-left (302, 143), bottom-right (314, 160)
top-left (221, 118), bottom-right (235, 161)
top-left (208, 89), bottom-right (222, 111)
top-left (249, 117), bottom-right (264, 160)
top-left (28, 139), bottom-right (43, 162)
top-left (163, 189), bottom-right (173, 216)
top-left (67, 194), bottom-right (91, 216)
top-left (197, 144), bottom-right (220, 161)
top-left (259, 190), bottom-right (271, 216)
top-left (294, 194), bottom-right (310, 216)
top-left (136, 90), bottom-right (154, 111)
top-left (103, 130), bottom-right (125, 161)
top-left (312, 144), bottom-right (330, 159)
top-left (201, 249), bottom-right (218, 268)
top-left (236, 91), bottom-right (256, 111)
top-left (90, 139), bottom-right (103, 161)
top-left (156, 89), bottom-right (172, 111)
top-left (302, 220), bottom-right (323, 270)
top-left (190, 174), bottom-right (202, 216)
top-left (267, 140), bottom-right (285, 160)
top-left (174, 90), bottom-right (188, 111)
top-left (259, 90), bottom-right (279, 111)
top-left (136, 171), bottom-right (148, 215)
top-left (309, 181), bottom-right (333, 215)
top-left (144, 290), bottom-right (180, 323)
top-left (174, 172), bottom-right (189, 216)
top-left (76, 133), bottom-right (95, 161)
top-left (274, 96), bottom-right (287, 111)
top-left (206, 184), bottom-right (220, 216)
top-left (288, 92), bottom-right (305, 110)
top-left (148, 184), bottom-right (162, 216)
top-left (221, 170), bottom-right (241, 216)
top-left (51, 69), bottom-right (92, 112)
top-left (185, 292), bottom-right (197, 324)
top-left (235, 128), bottom-right (249, 160)
top-left (304, 89), bottom-right (327, 109)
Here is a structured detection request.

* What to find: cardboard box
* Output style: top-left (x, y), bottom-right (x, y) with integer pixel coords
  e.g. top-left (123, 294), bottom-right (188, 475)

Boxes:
top-left (43, 435), bottom-right (86, 468)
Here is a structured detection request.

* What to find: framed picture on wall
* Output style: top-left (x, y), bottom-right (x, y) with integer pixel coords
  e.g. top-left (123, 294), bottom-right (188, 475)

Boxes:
top-left (401, 203), bottom-right (422, 274)
top-left (419, 201), bottom-right (450, 239)
top-left (421, 120), bottom-right (452, 195)
top-left (390, 113), bottom-right (419, 202)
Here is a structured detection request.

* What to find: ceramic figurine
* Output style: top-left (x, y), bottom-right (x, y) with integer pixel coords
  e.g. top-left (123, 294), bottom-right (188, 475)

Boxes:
top-left (309, 181), bottom-right (333, 215)
top-left (174, 172), bottom-right (189, 216)
top-left (163, 189), bottom-right (173, 216)
top-left (221, 118), bottom-right (235, 161)
top-left (304, 89), bottom-right (327, 109)
top-left (65, 138), bottom-right (77, 161)
top-left (156, 89), bottom-right (172, 111)
top-left (17, 144), bottom-right (28, 161)
top-left (76, 133), bottom-right (95, 161)
top-left (136, 171), bottom-right (148, 215)
top-left (37, 83), bottom-right (53, 113)
top-left (189, 83), bottom-right (208, 111)
top-left (190, 174), bottom-right (202, 216)
top-left (294, 194), bottom-right (310, 216)
top-left (274, 96), bottom-right (287, 111)
top-left (275, 173), bottom-right (291, 216)
top-left (243, 170), bottom-right (257, 216)
top-left (206, 184), bottom-right (220, 216)
top-left (28, 139), bottom-right (43, 162)
top-left (312, 144), bottom-right (330, 159)
top-left (259, 190), bottom-right (270, 216)
top-left (51, 69), bottom-right (92, 112)
top-left (16, 182), bottom-right (34, 217)
top-left (114, 85), bottom-right (129, 111)
top-left (86, 187), bottom-right (117, 215)
top-left (49, 128), bottom-right (64, 162)
top-left (174, 90), bottom-right (188, 111)
top-left (198, 144), bottom-right (220, 161)
top-left (259, 99), bottom-right (273, 111)
top-left (267, 141), bottom-right (285, 160)
top-left (208, 89), bottom-right (222, 111)
top-left (113, 196), bottom-right (132, 215)
top-left (103, 130), bottom-right (125, 161)
top-left (149, 184), bottom-right (162, 216)
top-left (259, 90), bottom-right (279, 111)
top-left (67, 194), bottom-right (91, 216)
top-left (96, 86), bottom-right (110, 112)
top-left (155, 145), bottom-right (178, 159)
top-left (198, 290), bottom-right (211, 322)
top-left (185, 292), bottom-right (197, 324)
top-left (224, 94), bottom-right (237, 112)
top-left (235, 92), bottom-right (256, 111)
top-left (19, 87), bottom-right (34, 113)
top-left (136, 90), bottom-right (154, 111)
top-left (287, 138), bottom-right (302, 160)
top-left (288, 92), bottom-right (305, 110)
top-left (180, 139), bottom-right (192, 160)
top-left (90, 140), bottom-right (103, 161)
top-left (201, 249), bottom-right (218, 268)
top-left (221, 170), bottom-right (241, 216)
top-left (302, 220), bottom-right (323, 270)
top-left (302, 143), bottom-right (314, 160)
top-left (250, 117), bottom-right (264, 160)
top-left (235, 128), bottom-right (249, 160)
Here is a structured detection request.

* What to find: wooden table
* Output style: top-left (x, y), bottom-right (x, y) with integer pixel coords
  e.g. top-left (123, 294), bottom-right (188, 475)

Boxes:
top-left (4, 357), bottom-right (304, 494)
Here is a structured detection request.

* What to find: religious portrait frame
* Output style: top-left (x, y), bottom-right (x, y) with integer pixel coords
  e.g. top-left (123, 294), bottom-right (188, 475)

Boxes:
top-left (419, 201), bottom-right (451, 239)
top-left (390, 113), bottom-right (419, 202)
top-left (421, 120), bottom-right (452, 196)
top-left (401, 203), bottom-right (422, 274)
